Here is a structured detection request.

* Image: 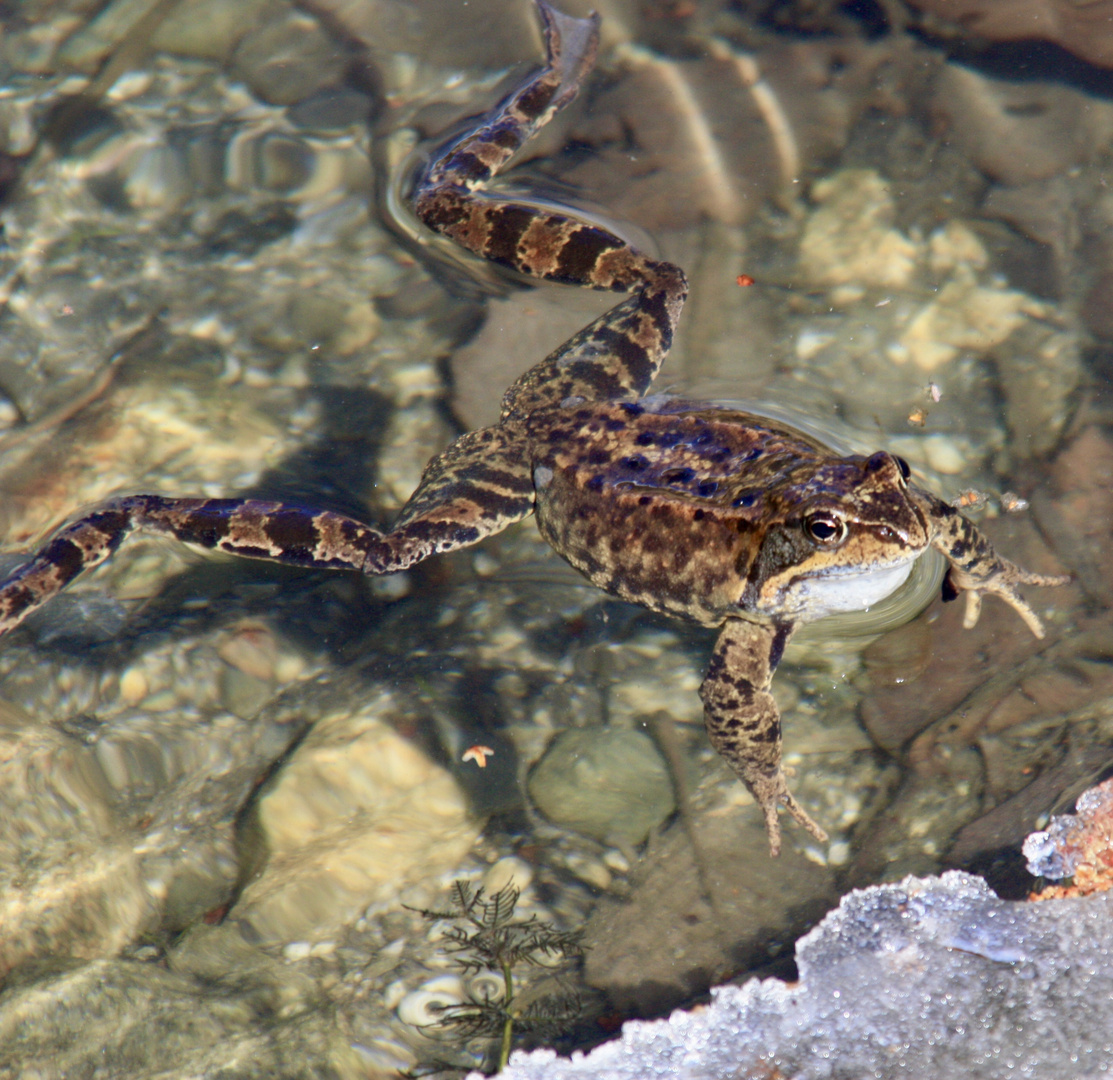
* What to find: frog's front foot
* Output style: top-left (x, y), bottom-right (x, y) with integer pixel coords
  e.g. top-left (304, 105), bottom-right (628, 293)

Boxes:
top-left (926, 496), bottom-right (1071, 639)
top-left (944, 562), bottom-right (1071, 639)
top-left (748, 768), bottom-right (829, 858)
top-left (701, 618), bottom-right (828, 856)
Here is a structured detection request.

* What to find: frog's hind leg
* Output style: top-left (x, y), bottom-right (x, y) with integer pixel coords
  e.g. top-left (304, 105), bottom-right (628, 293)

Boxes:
top-left (388, 422), bottom-right (535, 539)
top-left (0, 496), bottom-right (393, 637)
top-left (0, 426), bottom-right (534, 638)
top-left (498, 257), bottom-right (688, 417)
top-left (414, 0), bottom-right (689, 417)
top-left (418, 1), bottom-right (600, 197)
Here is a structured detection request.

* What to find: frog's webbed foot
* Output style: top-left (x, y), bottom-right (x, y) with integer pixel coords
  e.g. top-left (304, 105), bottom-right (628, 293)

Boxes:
top-left (929, 500), bottom-right (1070, 639)
top-left (746, 767), bottom-right (829, 859)
top-left (700, 619), bottom-right (828, 857)
top-left (536, 0), bottom-right (601, 115)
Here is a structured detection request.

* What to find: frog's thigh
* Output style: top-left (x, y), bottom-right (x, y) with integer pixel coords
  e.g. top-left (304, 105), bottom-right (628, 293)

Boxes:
top-left (502, 285), bottom-right (679, 417)
top-left (391, 423), bottom-right (535, 544)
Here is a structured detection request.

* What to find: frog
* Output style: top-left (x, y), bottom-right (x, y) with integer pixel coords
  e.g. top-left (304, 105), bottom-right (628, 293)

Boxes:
top-left (0, 1), bottom-right (1069, 855)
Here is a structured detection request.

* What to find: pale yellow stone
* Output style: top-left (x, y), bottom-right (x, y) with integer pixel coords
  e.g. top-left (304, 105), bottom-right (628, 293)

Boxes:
top-left (897, 270), bottom-right (1032, 371)
top-left (483, 856), bottom-right (534, 894)
top-left (800, 169), bottom-right (919, 291)
top-left (333, 299), bottom-right (381, 355)
top-left (0, 841), bottom-right (150, 973)
top-left (233, 701), bottom-right (481, 944)
top-left (118, 666), bottom-right (149, 707)
top-left (921, 434), bottom-right (967, 475)
top-left (928, 221), bottom-right (989, 275)
top-left (217, 622), bottom-right (279, 683)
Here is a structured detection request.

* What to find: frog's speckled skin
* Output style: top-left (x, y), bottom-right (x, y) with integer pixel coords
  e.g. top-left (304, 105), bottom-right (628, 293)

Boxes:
top-left (0, 2), bottom-right (1068, 854)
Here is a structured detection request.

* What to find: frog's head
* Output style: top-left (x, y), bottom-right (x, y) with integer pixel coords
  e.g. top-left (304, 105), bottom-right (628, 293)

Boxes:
top-left (743, 451), bottom-right (930, 623)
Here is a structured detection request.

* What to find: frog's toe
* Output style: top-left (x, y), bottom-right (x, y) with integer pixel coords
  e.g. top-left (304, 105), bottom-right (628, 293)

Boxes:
top-left (757, 794), bottom-right (784, 858)
top-left (781, 790), bottom-right (829, 849)
top-left (751, 771), bottom-right (828, 857)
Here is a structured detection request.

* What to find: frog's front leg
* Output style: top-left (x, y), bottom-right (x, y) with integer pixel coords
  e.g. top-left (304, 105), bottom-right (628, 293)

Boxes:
top-left (917, 491), bottom-right (1070, 638)
top-left (700, 618), bottom-right (828, 856)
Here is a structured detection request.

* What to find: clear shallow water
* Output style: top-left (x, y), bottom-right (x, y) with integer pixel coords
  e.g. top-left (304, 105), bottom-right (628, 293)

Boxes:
top-left (0, 1), bottom-right (1110, 1076)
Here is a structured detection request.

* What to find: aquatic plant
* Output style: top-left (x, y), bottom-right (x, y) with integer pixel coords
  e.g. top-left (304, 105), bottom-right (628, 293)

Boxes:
top-left (410, 880), bottom-right (584, 1072)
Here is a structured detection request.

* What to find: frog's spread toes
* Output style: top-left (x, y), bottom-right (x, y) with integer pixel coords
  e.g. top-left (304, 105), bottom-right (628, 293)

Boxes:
top-left (928, 491), bottom-right (1070, 639)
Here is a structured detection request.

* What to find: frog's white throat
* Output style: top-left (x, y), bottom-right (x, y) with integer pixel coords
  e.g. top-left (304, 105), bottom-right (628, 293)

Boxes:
top-left (781, 558), bottom-right (918, 622)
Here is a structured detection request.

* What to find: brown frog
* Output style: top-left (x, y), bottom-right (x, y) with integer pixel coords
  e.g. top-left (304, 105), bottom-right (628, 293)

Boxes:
top-left (0, 2), bottom-right (1068, 854)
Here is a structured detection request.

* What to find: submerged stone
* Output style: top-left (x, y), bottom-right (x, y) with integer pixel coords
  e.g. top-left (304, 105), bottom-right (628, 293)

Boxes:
top-left (528, 727), bottom-right (676, 849)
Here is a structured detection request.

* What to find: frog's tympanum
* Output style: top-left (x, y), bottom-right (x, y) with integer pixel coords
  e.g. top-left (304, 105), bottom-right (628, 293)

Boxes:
top-left (0, 3), bottom-right (1068, 853)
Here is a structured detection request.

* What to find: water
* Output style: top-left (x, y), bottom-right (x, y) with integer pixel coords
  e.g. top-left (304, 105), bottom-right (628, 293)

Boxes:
top-left (0, 2), bottom-right (1110, 1076)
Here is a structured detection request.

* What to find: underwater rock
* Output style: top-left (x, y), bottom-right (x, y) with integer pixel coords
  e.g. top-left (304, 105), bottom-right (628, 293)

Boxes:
top-left (0, 947), bottom-right (378, 1079)
top-left (561, 49), bottom-right (785, 230)
top-left (909, 0), bottom-right (1113, 70)
top-left (559, 33), bottom-right (891, 233)
top-left (853, 507), bottom-right (1095, 876)
top-left (931, 64), bottom-right (1113, 187)
top-left (231, 5), bottom-right (347, 107)
top-left (989, 317), bottom-right (1081, 458)
top-left (799, 168), bottom-right (919, 292)
top-left (0, 685), bottom-right (302, 979)
top-left (1043, 426), bottom-right (1113, 608)
top-left (856, 627), bottom-right (1113, 876)
top-left (893, 266), bottom-right (1037, 372)
top-left (582, 802), bottom-right (834, 1015)
top-left (491, 871), bottom-right (1113, 1080)
top-left (232, 700), bottom-right (481, 944)
top-left (528, 728), bottom-right (675, 849)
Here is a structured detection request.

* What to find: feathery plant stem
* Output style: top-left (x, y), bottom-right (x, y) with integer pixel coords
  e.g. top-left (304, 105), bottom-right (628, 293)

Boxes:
top-left (409, 881), bottom-right (585, 1074)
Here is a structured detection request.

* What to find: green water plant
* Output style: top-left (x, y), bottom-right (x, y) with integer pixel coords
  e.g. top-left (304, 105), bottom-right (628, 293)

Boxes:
top-left (411, 880), bottom-right (585, 1072)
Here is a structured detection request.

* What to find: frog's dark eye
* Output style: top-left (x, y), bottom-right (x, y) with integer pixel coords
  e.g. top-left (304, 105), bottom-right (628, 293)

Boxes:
top-left (894, 455), bottom-right (911, 482)
top-left (804, 513), bottom-right (847, 546)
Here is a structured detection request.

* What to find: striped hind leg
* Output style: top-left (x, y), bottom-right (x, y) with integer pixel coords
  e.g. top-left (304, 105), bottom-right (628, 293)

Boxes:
top-left (413, 0), bottom-right (689, 417)
top-left (416, 1), bottom-right (600, 198)
top-left (0, 426), bottom-right (535, 638)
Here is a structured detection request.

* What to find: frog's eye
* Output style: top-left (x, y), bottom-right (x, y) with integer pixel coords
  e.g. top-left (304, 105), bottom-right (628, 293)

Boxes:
top-left (804, 513), bottom-right (847, 546)
top-left (894, 455), bottom-right (911, 482)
